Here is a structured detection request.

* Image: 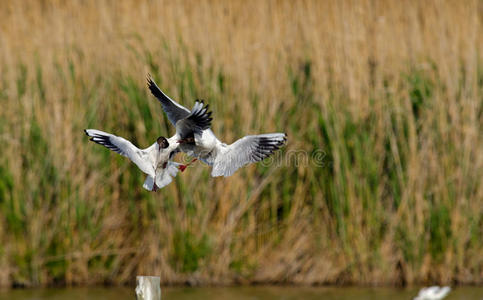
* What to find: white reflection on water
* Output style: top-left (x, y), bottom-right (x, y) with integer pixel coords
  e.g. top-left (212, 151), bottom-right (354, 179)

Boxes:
top-left (1, 286), bottom-right (482, 300)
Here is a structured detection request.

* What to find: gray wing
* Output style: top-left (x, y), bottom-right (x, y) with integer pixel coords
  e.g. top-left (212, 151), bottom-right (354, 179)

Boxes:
top-left (176, 100), bottom-right (212, 139)
top-left (211, 133), bottom-right (287, 177)
top-left (84, 129), bottom-right (153, 175)
top-left (147, 75), bottom-right (191, 126)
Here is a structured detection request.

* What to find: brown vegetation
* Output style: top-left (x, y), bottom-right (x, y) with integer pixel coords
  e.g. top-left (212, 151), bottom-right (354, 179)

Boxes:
top-left (0, 0), bottom-right (481, 287)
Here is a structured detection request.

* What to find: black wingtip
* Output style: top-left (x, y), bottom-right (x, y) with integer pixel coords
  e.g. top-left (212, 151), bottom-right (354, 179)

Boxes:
top-left (84, 129), bottom-right (89, 136)
top-left (146, 75), bottom-right (154, 88)
top-left (188, 100), bottom-right (213, 131)
top-left (147, 76), bottom-right (167, 101)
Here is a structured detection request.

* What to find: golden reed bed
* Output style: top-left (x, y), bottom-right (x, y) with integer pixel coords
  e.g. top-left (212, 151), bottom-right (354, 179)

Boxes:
top-left (0, 0), bottom-right (481, 287)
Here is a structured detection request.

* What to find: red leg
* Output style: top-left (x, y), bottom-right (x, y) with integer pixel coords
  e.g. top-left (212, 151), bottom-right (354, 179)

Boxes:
top-left (179, 158), bottom-right (198, 172)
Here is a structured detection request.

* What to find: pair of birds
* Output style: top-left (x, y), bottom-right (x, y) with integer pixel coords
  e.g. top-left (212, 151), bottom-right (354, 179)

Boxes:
top-left (85, 76), bottom-right (287, 191)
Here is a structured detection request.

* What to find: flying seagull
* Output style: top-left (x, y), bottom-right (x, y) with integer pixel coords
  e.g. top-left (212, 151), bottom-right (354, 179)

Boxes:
top-left (147, 76), bottom-right (287, 177)
top-left (85, 100), bottom-right (212, 191)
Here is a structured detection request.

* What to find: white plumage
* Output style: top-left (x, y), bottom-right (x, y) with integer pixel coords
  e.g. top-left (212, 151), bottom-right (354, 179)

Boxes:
top-left (414, 286), bottom-right (451, 300)
top-left (85, 129), bottom-right (179, 191)
top-left (85, 99), bottom-right (212, 191)
top-left (147, 77), bottom-right (287, 177)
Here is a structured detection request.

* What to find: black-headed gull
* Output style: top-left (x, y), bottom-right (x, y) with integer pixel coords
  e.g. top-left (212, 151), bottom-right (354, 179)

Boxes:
top-left (414, 286), bottom-right (451, 300)
top-left (85, 100), bottom-right (212, 191)
top-left (147, 77), bottom-right (287, 177)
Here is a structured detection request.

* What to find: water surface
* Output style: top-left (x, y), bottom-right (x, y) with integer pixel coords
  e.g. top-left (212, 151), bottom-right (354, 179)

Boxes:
top-left (1, 286), bottom-right (482, 300)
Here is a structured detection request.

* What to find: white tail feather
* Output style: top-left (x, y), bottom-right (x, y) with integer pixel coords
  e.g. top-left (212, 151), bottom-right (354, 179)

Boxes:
top-left (143, 175), bottom-right (154, 191)
top-left (155, 162), bottom-right (181, 189)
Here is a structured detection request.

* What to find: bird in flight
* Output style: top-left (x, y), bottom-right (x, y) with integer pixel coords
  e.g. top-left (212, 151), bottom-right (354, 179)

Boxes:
top-left (84, 75), bottom-right (286, 192)
top-left (147, 76), bottom-right (287, 177)
top-left (84, 100), bottom-right (212, 191)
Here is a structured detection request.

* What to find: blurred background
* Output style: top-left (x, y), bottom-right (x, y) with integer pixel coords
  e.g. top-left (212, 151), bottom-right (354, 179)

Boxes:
top-left (0, 0), bottom-right (481, 290)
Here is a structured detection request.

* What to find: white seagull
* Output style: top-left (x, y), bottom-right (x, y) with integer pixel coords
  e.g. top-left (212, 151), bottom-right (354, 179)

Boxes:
top-left (147, 77), bottom-right (287, 177)
top-left (84, 100), bottom-right (212, 191)
top-left (414, 286), bottom-right (451, 300)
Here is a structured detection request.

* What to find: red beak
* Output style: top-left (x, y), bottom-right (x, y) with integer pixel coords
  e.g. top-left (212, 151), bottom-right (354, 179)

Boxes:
top-left (179, 165), bottom-right (187, 172)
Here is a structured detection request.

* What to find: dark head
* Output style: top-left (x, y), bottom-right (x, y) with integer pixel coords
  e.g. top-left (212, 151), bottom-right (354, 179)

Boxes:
top-left (157, 136), bottom-right (169, 150)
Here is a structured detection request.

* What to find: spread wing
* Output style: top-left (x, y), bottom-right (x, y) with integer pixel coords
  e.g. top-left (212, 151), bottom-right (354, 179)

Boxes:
top-left (211, 133), bottom-right (287, 177)
top-left (147, 75), bottom-right (191, 126)
top-left (175, 100), bottom-right (212, 138)
top-left (84, 129), bottom-right (153, 175)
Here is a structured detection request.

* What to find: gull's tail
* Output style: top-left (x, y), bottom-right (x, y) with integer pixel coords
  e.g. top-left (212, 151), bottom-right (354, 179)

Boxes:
top-left (143, 175), bottom-right (154, 191)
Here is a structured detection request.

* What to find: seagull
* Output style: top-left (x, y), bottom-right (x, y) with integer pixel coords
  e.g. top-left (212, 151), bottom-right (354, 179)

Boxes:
top-left (147, 76), bottom-right (287, 177)
top-left (414, 286), bottom-right (451, 300)
top-left (84, 100), bottom-right (212, 191)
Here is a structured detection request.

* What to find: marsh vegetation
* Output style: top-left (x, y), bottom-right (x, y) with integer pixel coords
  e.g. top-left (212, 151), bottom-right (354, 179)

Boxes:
top-left (0, 0), bottom-right (481, 287)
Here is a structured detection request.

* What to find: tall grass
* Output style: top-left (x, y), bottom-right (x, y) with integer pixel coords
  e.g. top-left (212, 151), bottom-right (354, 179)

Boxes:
top-left (0, 0), bottom-right (481, 287)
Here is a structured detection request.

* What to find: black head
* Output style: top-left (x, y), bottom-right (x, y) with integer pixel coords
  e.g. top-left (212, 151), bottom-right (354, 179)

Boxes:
top-left (157, 136), bottom-right (169, 149)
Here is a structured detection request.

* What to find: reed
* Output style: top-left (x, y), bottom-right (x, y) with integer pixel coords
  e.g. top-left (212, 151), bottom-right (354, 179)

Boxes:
top-left (0, 0), bottom-right (481, 287)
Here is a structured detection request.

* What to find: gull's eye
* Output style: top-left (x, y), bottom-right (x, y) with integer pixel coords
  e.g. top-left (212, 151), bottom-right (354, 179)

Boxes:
top-left (157, 137), bottom-right (169, 149)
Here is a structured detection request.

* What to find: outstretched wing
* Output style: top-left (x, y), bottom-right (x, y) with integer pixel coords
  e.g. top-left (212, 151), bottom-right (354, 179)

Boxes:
top-left (176, 100), bottom-right (212, 138)
top-left (211, 133), bottom-right (287, 177)
top-left (147, 75), bottom-right (191, 126)
top-left (84, 129), bottom-right (153, 175)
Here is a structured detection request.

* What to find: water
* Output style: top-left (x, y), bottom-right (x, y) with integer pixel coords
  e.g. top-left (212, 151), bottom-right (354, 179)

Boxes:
top-left (1, 286), bottom-right (482, 300)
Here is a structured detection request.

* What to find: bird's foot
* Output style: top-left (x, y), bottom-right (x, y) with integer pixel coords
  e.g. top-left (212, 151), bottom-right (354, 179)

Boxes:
top-left (178, 158), bottom-right (197, 172)
top-left (152, 182), bottom-right (159, 192)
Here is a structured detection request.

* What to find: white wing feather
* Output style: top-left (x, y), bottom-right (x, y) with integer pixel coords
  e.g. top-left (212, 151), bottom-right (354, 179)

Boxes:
top-left (155, 161), bottom-right (181, 188)
top-left (143, 175), bottom-right (155, 191)
top-left (211, 133), bottom-right (286, 177)
top-left (85, 129), bottom-right (154, 176)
